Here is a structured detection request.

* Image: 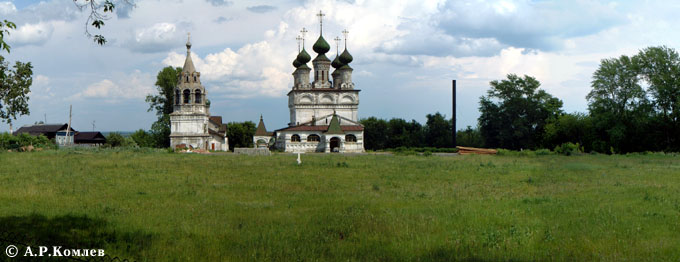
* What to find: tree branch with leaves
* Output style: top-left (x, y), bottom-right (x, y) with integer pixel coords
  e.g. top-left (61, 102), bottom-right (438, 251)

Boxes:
top-left (72, 0), bottom-right (135, 45)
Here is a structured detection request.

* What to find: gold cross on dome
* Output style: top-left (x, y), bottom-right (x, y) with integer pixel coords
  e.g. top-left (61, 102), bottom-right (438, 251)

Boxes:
top-left (296, 35), bottom-right (303, 52)
top-left (334, 36), bottom-right (341, 55)
top-left (317, 10), bottom-right (325, 33)
top-left (342, 29), bottom-right (349, 48)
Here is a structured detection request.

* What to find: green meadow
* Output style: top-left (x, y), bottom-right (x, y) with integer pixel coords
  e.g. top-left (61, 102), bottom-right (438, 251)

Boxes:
top-left (1, 150), bottom-right (679, 261)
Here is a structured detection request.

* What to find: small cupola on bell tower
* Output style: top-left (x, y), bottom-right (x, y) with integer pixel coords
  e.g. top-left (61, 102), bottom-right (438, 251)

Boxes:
top-left (311, 10), bottom-right (331, 89)
top-left (174, 33), bottom-right (207, 112)
top-left (292, 29), bottom-right (312, 89)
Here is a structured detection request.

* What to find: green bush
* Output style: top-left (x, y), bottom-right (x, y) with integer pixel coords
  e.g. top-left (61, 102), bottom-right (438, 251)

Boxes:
top-left (0, 133), bottom-right (55, 150)
top-left (554, 142), bottom-right (581, 156)
top-left (105, 133), bottom-right (138, 148)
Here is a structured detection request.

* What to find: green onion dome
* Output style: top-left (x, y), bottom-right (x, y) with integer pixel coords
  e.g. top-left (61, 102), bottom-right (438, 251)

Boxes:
top-left (313, 36), bottom-right (330, 54)
top-left (331, 55), bottom-right (343, 69)
top-left (339, 49), bottom-right (353, 64)
top-left (292, 58), bottom-right (302, 68)
top-left (296, 48), bottom-right (311, 64)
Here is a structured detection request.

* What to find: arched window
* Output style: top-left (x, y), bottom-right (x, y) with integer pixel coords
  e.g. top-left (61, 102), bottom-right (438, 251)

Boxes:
top-left (183, 89), bottom-right (190, 104)
top-left (194, 75), bottom-right (197, 82)
top-left (195, 89), bottom-right (202, 104)
top-left (175, 89), bottom-right (180, 104)
top-left (345, 134), bottom-right (357, 142)
top-left (307, 134), bottom-right (320, 142)
top-left (291, 134), bottom-right (301, 142)
top-left (186, 75), bottom-right (189, 82)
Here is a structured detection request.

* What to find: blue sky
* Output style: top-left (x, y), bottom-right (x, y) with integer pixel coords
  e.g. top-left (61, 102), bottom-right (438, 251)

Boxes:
top-left (1, 0), bottom-right (679, 132)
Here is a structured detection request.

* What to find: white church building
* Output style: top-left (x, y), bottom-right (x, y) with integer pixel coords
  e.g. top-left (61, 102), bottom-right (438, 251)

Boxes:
top-left (260, 11), bottom-right (365, 153)
top-left (170, 35), bottom-right (228, 151)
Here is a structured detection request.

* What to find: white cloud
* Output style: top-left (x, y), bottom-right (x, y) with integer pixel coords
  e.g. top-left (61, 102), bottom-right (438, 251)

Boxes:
top-left (163, 38), bottom-right (292, 98)
top-left (71, 71), bottom-right (154, 102)
top-left (9, 22), bottom-right (54, 46)
top-left (128, 22), bottom-right (185, 53)
top-left (0, 1), bottom-right (16, 15)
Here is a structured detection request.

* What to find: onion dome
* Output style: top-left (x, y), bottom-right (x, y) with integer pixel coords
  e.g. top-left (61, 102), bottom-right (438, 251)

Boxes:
top-left (313, 36), bottom-right (330, 54)
top-left (293, 58), bottom-right (302, 68)
top-left (339, 49), bottom-right (353, 64)
top-left (331, 55), bottom-right (343, 69)
top-left (296, 48), bottom-right (311, 64)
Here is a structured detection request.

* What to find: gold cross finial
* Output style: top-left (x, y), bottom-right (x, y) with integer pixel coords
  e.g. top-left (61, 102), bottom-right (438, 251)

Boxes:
top-left (296, 35), bottom-right (302, 52)
top-left (334, 36), bottom-right (341, 55)
top-left (317, 10), bottom-right (325, 34)
top-left (300, 27), bottom-right (308, 48)
top-left (342, 29), bottom-right (349, 49)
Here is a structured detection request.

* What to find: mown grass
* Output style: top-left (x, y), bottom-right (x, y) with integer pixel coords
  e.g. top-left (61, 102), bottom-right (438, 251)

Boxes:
top-left (0, 150), bottom-right (679, 261)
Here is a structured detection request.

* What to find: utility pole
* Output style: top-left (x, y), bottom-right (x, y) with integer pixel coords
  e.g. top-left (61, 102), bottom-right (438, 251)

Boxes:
top-left (66, 105), bottom-right (72, 145)
top-left (452, 80), bottom-right (457, 148)
top-left (92, 120), bottom-right (96, 131)
top-left (44, 113), bottom-right (47, 124)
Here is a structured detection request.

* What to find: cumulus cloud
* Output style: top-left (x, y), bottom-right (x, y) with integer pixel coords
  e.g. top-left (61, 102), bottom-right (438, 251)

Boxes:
top-left (163, 40), bottom-right (292, 98)
top-left (71, 71), bottom-right (154, 102)
top-left (435, 0), bottom-right (625, 52)
top-left (9, 22), bottom-right (54, 47)
top-left (214, 16), bottom-right (233, 24)
top-left (247, 5), bottom-right (277, 13)
top-left (127, 22), bottom-right (185, 53)
top-left (0, 1), bottom-right (16, 15)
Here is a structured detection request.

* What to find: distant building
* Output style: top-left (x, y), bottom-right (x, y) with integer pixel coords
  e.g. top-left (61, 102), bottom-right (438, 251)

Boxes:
top-left (169, 35), bottom-right (228, 151)
top-left (74, 132), bottom-right (107, 147)
top-left (13, 124), bottom-right (74, 140)
top-left (14, 123), bottom-right (106, 147)
top-left (253, 115), bottom-right (274, 148)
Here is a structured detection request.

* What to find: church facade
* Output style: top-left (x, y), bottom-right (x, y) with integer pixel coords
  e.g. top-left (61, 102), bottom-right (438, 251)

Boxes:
top-left (263, 12), bottom-right (365, 153)
top-left (170, 36), bottom-right (228, 151)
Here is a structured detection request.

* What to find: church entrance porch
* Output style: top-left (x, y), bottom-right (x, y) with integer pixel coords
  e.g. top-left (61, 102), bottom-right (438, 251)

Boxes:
top-left (330, 137), bottom-right (340, 152)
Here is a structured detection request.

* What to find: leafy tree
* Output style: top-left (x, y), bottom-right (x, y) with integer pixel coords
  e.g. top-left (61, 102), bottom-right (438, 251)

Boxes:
top-left (130, 129), bottom-right (155, 148)
top-left (479, 74), bottom-right (563, 150)
top-left (425, 112), bottom-right (452, 148)
top-left (456, 126), bottom-right (484, 148)
top-left (387, 118), bottom-right (424, 148)
top-left (587, 55), bottom-right (652, 153)
top-left (360, 117), bottom-right (389, 150)
top-left (227, 121), bottom-right (256, 150)
top-left (542, 113), bottom-right (594, 151)
top-left (636, 46), bottom-right (680, 150)
top-left (0, 20), bottom-right (32, 126)
top-left (146, 66), bottom-right (182, 148)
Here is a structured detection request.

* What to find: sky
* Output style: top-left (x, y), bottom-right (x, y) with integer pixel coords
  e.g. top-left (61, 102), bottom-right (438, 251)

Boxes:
top-left (1, 0), bottom-right (679, 132)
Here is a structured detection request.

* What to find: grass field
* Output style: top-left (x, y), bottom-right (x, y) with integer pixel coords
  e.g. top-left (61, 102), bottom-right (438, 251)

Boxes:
top-left (1, 150), bottom-right (679, 261)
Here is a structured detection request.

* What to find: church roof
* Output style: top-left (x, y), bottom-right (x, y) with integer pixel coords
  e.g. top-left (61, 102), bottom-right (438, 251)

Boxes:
top-left (275, 125), bottom-right (363, 132)
top-left (182, 34), bottom-right (196, 74)
top-left (255, 115), bottom-right (272, 136)
top-left (313, 35), bottom-right (330, 54)
top-left (325, 114), bottom-right (344, 134)
top-left (209, 116), bottom-right (223, 125)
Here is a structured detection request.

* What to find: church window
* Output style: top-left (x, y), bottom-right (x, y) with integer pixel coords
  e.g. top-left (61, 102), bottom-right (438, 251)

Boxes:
top-left (345, 134), bottom-right (357, 142)
top-left (291, 134), bottom-right (301, 142)
top-left (175, 89), bottom-right (180, 104)
top-left (186, 75), bottom-right (189, 82)
top-left (194, 76), bottom-right (197, 82)
top-left (195, 89), bottom-right (202, 104)
top-left (307, 134), bottom-right (320, 142)
top-left (183, 89), bottom-right (191, 104)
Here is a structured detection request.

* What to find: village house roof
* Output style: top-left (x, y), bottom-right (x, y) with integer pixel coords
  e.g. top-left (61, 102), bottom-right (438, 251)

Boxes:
top-left (74, 132), bottom-right (106, 144)
top-left (13, 124), bottom-right (76, 139)
top-left (209, 116), bottom-right (223, 126)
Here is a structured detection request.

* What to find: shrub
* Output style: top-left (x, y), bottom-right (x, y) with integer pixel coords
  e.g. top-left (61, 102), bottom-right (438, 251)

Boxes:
top-left (555, 142), bottom-right (580, 156)
top-left (105, 133), bottom-right (138, 148)
top-left (0, 133), bottom-right (55, 150)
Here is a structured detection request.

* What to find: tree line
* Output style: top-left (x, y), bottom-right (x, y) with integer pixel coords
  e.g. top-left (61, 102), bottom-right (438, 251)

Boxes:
top-left (131, 46), bottom-right (680, 153)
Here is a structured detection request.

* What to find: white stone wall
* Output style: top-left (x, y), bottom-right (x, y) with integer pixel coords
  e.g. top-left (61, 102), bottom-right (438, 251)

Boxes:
top-left (288, 91), bottom-right (359, 125)
top-left (253, 135), bottom-right (273, 148)
top-left (275, 130), bottom-right (365, 153)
